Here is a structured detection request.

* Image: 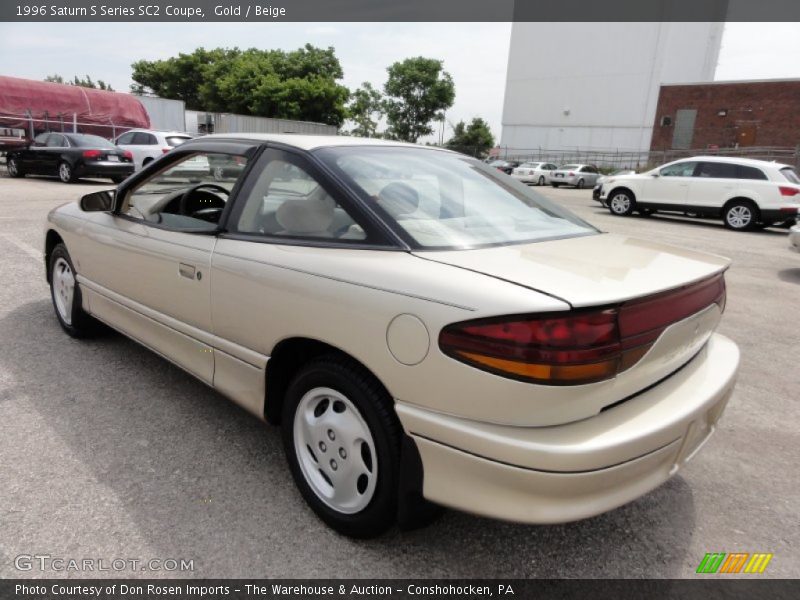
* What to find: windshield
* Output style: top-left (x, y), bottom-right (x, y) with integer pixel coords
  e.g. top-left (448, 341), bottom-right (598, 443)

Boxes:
top-left (559, 164), bottom-right (579, 170)
top-left (68, 134), bottom-right (116, 148)
top-left (315, 146), bottom-right (598, 250)
top-left (780, 167), bottom-right (800, 184)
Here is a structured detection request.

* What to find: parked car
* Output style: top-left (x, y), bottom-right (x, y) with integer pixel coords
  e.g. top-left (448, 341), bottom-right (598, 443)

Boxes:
top-left (44, 134), bottom-right (739, 537)
top-left (511, 161), bottom-right (558, 185)
top-left (593, 169), bottom-right (637, 200)
top-left (790, 221), bottom-right (800, 252)
top-left (550, 164), bottom-right (601, 188)
top-left (114, 129), bottom-right (194, 170)
top-left (489, 159), bottom-right (519, 175)
top-left (599, 156), bottom-right (800, 230)
top-left (6, 132), bottom-right (134, 183)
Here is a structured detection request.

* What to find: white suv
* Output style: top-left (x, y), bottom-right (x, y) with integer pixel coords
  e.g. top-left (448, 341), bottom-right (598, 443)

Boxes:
top-left (599, 156), bottom-right (800, 230)
top-left (114, 129), bottom-right (195, 171)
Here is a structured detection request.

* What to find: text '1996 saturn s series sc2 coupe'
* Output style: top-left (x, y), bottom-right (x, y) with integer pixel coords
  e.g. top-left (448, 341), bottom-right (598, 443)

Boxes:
top-left (44, 134), bottom-right (739, 537)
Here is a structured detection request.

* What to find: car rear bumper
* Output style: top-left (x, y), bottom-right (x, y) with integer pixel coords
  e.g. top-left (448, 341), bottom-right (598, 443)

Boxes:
top-left (592, 185), bottom-right (602, 200)
top-left (761, 206), bottom-right (799, 223)
top-left (789, 226), bottom-right (800, 251)
top-left (75, 161), bottom-right (134, 178)
top-left (396, 332), bottom-right (739, 524)
top-left (511, 173), bottom-right (535, 183)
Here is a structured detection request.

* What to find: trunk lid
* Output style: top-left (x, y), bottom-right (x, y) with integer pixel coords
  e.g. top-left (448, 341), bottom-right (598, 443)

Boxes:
top-left (413, 233), bottom-right (729, 308)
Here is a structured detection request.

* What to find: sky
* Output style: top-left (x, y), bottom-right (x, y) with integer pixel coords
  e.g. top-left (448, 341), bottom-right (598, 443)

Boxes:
top-left (1, 22), bottom-right (799, 142)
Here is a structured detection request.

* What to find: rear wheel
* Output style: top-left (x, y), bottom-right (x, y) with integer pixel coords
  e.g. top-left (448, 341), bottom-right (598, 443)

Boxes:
top-left (111, 175), bottom-right (126, 184)
top-left (58, 161), bottom-right (75, 183)
top-left (723, 201), bottom-right (758, 231)
top-left (538, 175), bottom-right (545, 186)
top-left (282, 356), bottom-right (402, 538)
top-left (608, 190), bottom-right (636, 216)
top-left (49, 244), bottom-right (100, 337)
top-left (551, 183), bottom-right (560, 188)
top-left (7, 157), bottom-right (24, 177)
top-left (576, 178), bottom-right (585, 189)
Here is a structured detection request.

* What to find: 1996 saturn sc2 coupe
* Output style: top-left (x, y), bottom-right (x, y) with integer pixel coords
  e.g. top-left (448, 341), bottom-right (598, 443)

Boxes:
top-left (44, 134), bottom-right (739, 537)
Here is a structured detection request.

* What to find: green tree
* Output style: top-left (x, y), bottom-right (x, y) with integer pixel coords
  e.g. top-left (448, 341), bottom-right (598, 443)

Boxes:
top-left (45, 74), bottom-right (114, 91)
top-left (130, 44), bottom-right (349, 127)
top-left (383, 57), bottom-right (455, 143)
top-left (347, 82), bottom-right (384, 137)
top-left (446, 117), bottom-right (495, 156)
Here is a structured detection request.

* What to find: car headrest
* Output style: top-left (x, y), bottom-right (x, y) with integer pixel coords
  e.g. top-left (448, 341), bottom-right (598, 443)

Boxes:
top-left (378, 182), bottom-right (420, 218)
top-left (275, 197), bottom-right (335, 235)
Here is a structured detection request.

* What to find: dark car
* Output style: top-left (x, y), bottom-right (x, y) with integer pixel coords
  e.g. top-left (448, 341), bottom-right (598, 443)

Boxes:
top-left (489, 159), bottom-right (520, 175)
top-left (6, 132), bottom-right (135, 183)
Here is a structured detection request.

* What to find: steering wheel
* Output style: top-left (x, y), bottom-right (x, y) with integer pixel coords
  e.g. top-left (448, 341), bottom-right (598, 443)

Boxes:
top-left (178, 183), bottom-right (230, 217)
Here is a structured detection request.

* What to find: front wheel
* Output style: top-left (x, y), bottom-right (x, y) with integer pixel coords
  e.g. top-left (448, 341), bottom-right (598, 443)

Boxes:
top-left (608, 190), bottom-right (636, 216)
top-left (723, 201), bottom-right (758, 231)
top-left (49, 243), bottom-right (100, 337)
top-left (282, 356), bottom-right (402, 538)
top-left (58, 161), bottom-right (75, 183)
top-left (7, 157), bottom-right (24, 177)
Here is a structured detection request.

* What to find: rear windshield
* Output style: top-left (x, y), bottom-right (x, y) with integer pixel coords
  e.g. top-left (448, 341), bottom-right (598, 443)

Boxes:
top-left (315, 146), bottom-right (598, 250)
top-left (165, 136), bottom-right (192, 147)
top-left (780, 167), bottom-right (800, 184)
top-left (67, 134), bottom-right (116, 148)
top-left (560, 165), bottom-right (579, 170)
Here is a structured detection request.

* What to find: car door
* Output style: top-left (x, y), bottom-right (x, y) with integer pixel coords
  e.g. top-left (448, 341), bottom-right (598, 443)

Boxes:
top-left (21, 133), bottom-right (49, 173)
top-left (131, 132), bottom-right (159, 169)
top-left (43, 133), bottom-right (69, 175)
top-left (73, 147), bottom-right (254, 385)
top-left (115, 132), bottom-right (137, 167)
top-left (209, 146), bottom-right (390, 416)
top-left (581, 166), bottom-right (599, 185)
top-left (640, 161), bottom-right (698, 207)
top-left (688, 161), bottom-right (739, 211)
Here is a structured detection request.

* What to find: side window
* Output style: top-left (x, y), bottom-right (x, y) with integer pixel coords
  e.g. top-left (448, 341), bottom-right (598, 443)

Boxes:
top-left (116, 132), bottom-right (134, 145)
top-left (33, 133), bottom-right (49, 147)
top-left (131, 132), bottom-right (152, 145)
top-left (119, 151), bottom-right (249, 232)
top-left (46, 134), bottom-right (66, 147)
top-left (695, 162), bottom-right (737, 179)
top-left (660, 162), bottom-right (698, 177)
top-left (234, 152), bottom-right (367, 242)
top-left (144, 133), bottom-right (158, 145)
top-left (736, 165), bottom-right (768, 180)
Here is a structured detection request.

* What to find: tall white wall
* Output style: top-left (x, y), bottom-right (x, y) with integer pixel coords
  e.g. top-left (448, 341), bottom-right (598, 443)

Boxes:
top-left (500, 22), bottom-right (723, 153)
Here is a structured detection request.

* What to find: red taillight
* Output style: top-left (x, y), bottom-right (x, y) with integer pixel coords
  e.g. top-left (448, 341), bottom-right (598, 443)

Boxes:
top-left (162, 147), bottom-right (171, 154)
top-left (779, 186), bottom-right (800, 197)
top-left (439, 274), bottom-right (726, 386)
top-left (122, 150), bottom-right (133, 160)
top-left (82, 149), bottom-right (101, 159)
top-left (568, 172), bottom-right (575, 176)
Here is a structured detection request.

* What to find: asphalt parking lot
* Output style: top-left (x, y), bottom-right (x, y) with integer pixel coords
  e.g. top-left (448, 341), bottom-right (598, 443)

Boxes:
top-left (0, 172), bottom-right (798, 579)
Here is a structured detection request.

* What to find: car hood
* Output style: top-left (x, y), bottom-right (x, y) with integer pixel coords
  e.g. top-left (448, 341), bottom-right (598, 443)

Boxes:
top-left (412, 233), bottom-right (730, 307)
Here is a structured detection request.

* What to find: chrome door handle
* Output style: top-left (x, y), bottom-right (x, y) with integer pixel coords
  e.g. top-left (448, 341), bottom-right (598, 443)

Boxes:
top-left (178, 263), bottom-right (196, 279)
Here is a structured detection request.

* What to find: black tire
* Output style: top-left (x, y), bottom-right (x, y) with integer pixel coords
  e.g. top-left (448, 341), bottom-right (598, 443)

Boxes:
top-left (723, 200), bottom-right (758, 231)
top-left (58, 161), bottom-right (76, 183)
top-left (7, 157), bottom-right (24, 178)
top-left (49, 243), bottom-right (101, 337)
top-left (111, 176), bottom-right (127, 184)
top-left (551, 183), bottom-right (560, 188)
top-left (281, 355), bottom-right (402, 538)
top-left (538, 175), bottom-right (545, 186)
top-left (638, 207), bottom-right (654, 217)
top-left (142, 157), bottom-right (153, 168)
top-left (576, 178), bottom-right (585, 189)
top-left (607, 189), bottom-right (636, 216)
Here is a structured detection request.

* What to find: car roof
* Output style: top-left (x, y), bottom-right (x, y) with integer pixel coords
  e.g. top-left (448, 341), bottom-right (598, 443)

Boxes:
top-left (193, 133), bottom-right (423, 151)
top-left (680, 155), bottom-right (792, 169)
top-left (122, 129), bottom-right (192, 135)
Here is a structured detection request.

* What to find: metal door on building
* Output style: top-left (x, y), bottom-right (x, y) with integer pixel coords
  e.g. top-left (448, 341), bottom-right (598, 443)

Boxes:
top-left (737, 123), bottom-right (758, 147)
top-left (671, 109), bottom-right (697, 150)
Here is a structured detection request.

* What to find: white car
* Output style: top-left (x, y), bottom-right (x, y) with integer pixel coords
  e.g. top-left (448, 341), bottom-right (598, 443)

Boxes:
top-left (114, 129), bottom-right (194, 170)
top-left (549, 164), bottom-right (601, 189)
top-left (600, 156), bottom-right (800, 230)
top-left (511, 161), bottom-right (558, 185)
top-left (44, 134), bottom-right (738, 537)
top-left (593, 169), bottom-right (636, 201)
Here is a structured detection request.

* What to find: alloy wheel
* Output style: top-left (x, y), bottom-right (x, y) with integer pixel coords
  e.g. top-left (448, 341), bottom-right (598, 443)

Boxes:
top-left (610, 193), bottom-right (631, 214)
top-left (293, 387), bottom-right (377, 514)
top-left (59, 163), bottom-right (72, 183)
top-left (7, 158), bottom-right (18, 176)
top-left (52, 257), bottom-right (75, 325)
top-left (727, 205), bottom-right (752, 229)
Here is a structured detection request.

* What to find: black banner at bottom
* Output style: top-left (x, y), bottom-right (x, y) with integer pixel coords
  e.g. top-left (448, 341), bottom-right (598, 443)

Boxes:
top-left (2, 579), bottom-right (798, 600)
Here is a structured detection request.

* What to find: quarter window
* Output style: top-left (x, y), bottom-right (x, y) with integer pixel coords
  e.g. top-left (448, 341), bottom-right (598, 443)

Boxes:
top-left (46, 134), bottom-right (67, 147)
top-left (736, 165), bottom-right (767, 180)
top-left (234, 152), bottom-right (368, 242)
top-left (660, 162), bottom-right (698, 177)
top-left (116, 132), bottom-right (135, 145)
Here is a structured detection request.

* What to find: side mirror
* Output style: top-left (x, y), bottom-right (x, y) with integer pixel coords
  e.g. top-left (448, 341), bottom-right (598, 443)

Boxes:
top-left (80, 190), bottom-right (114, 212)
top-left (651, 172), bottom-right (660, 178)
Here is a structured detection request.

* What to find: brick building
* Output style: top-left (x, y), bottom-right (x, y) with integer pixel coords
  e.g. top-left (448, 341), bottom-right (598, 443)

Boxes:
top-left (650, 79), bottom-right (800, 152)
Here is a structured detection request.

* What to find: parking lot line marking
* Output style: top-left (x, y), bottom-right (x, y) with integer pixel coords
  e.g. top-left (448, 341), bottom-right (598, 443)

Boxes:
top-left (0, 234), bottom-right (42, 260)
